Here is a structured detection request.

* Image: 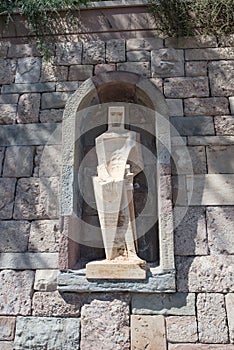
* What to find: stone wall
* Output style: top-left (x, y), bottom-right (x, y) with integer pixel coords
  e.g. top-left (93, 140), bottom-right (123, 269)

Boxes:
top-left (0, 8), bottom-right (234, 349)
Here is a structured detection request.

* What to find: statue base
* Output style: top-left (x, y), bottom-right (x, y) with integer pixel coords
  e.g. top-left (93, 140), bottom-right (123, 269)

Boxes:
top-left (86, 258), bottom-right (147, 280)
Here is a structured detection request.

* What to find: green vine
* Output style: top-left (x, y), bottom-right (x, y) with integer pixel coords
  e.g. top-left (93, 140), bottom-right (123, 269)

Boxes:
top-left (148, 0), bottom-right (234, 37)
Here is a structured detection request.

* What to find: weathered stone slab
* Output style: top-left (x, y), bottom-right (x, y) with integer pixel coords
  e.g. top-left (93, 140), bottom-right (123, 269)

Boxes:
top-left (55, 42), bottom-right (82, 65)
top-left (0, 94), bottom-right (19, 104)
top-left (207, 207), bottom-right (234, 254)
top-left (172, 175), bottom-right (187, 206)
top-left (0, 59), bottom-right (16, 84)
top-left (106, 39), bottom-right (125, 62)
top-left (188, 136), bottom-right (234, 146)
top-left (15, 57), bottom-right (41, 83)
top-left (209, 61), bottom-right (234, 96)
top-left (0, 270), bottom-right (34, 315)
top-left (207, 146), bottom-right (234, 173)
top-left (81, 298), bottom-right (129, 350)
top-left (38, 144), bottom-right (62, 177)
top-left (131, 315), bottom-right (166, 350)
top-left (0, 221), bottom-right (30, 252)
top-left (169, 345), bottom-right (234, 350)
top-left (226, 293), bottom-right (234, 343)
top-left (170, 116), bottom-right (215, 136)
top-left (132, 293), bottom-right (195, 315)
top-left (185, 61), bottom-right (207, 77)
top-left (7, 43), bottom-right (39, 58)
top-left (39, 109), bottom-right (63, 123)
top-left (0, 104), bottom-right (17, 124)
top-left (164, 77), bottom-right (209, 98)
top-left (56, 81), bottom-right (80, 91)
top-left (3, 146), bottom-right (34, 177)
top-left (184, 97), bottom-right (229, 116)
top-left (0, 317), bottom-right (15, 340)
top-left (165, 35), bottom-right (217, 49)
top-left (151, 49), bottom-right (184, 77)
top-left (174, 207), bottom-right (208, 256)
top-left (176, 255), bottom-right (234, 292)
top-left (166, 99), bottom-right (183, 117)
top-left (185, 47), bottom-right (234, 60)
top-left (2, 82), bottom-right (55, 94)
top-left (197, 293), bottom-right (228, 343)
top-left (41, 92), bottom-right (71, 109)
top-left (0, 178), bottom-right (16, 219)
top-left (186, 174), bottom-right (234, 205)
top-left (34, 269), bottom-right (58, 291)
top-left (215, 115), bottom-right (234, 136)
top-left (166, 316), bottom-right (198, 343)
top-left (0, 253), bottom-right (58, 269)
top-left (28, 220), bottom-right (60, 252)
top-left (32, 291), bottom-right (80, 317)
top-left (68, 65), bottom-right (93, 81)
top-left (0, 341), bottom-right (14, 350)
top-left (16, 93), bottom-right (40, 123)
top-left (14, 316), bottom-right (80, 349)
top-left (172, 145), bottom-right (206, 174)
top-left (127, 50), bottom-right (150, 62)
top-left (127, 38), bottom-right (163, 51)
top-left (0, 147), bottom-right (5, 174)
top-left (94, 63), bottom-right (116, 75)
top-left (117, 62), bottom-right (150, 77)
top-left (82, 41), bottom-right (105, 64)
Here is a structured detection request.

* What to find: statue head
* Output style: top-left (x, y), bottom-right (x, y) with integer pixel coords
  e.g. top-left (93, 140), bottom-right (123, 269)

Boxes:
top-left (108, 106), bottom-right (125, 130)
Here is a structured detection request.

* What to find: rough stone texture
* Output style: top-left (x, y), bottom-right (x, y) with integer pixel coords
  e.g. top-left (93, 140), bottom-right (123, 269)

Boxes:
top-left (14, 316), bottom-right (80, 350)
top-left (117, 62), bottom-right (150, 77)
top-left (0, 59), bottom-right (16, 84)
top-left (3, 146), bottom-right (34, 177)
top-left (151, 49), bottom-right (184, 78)
top-left (28, 220), bottom-right (60, 252)
top-left (15, 57), bottom-right (41, 83)
top-left (68, 65), bottom-right (93, 81)
top-left (0, 178), bottom-right (16, 219)
top-left (164, 77), bottom-right (209, 98)
top-left (176, 255), bottom-right (234, 292)
top-left (56, 81), bottom-right (80, 91)
top-left (82, 41), bottom-right (105, 64)
top-left (0, 147), bottom-right (5, 174)
top-left (174, 207), bottom-right (208, 256)
top-left (127, 38), bottom-right (163, 50)
top-left (209, 61), bottom-right (234, 96)
top-left (0, 341), bottom-right (14, 350)
top-left (207, 146), bottom-right (234, 173)
top-left (172, 146), bottom-right (206, 174)
top-left (38, 145), bottom-right (62, 177)
top-left (226, 293), bottom-right (234, 343)
top-left (14, 177), bottom-right (59, 220)
top-left (0, 220), bottom-right (30, 252)
top-left (0, 317), bottom-right (15, 340)
top-left (0, 94), bottom-right (19, 104)
top-left (206, 207), bottom-right (234, 254)
top-left (165, 35), bottom-right (217, 48)
top-left (169, 345), bottom-right (234, 350)
top-left (131, 315), bottom-right (166, 350)
top-left (127, 50), bottom-right (150, 62)
top-left (132, 293), bottom-right (195, 315)
top-left (32, 291), bottom-right (80, 317)
top-left (171, 116), bottom-right (215, 136)
top-left (214, 115), bottom-right (234, 136)
top-left (41, 62), bottom-right (68, 82)
top-left (106, 39), bottom-right (125, 62)
top-left (0, 252), bottom-right (58, 269)
top-left (166, 99), bottom-right (183, 117)
top-left (2, 82), bottom-right (55, 94)
top-left (185, 61), bottom-right (207, 77)
top-left (185, 47), bottom-right (234, 60)
top-left (81, 298), bottom-right (130, 350)
top-left (172, 175), bottom-right (187, 206)
top-left (94, 63), bottom-right (116, 75)
top-left (16, 93), bottom-right (40, 123)
top-left (0, 270), bottom-right (34, 315)
top-left (166, 316), bottom-right (198, 343)
top-left (56, 42), bottom-right (82, 65)
top-left (0, 104), bottom-right (17, 124)
top-left (41, 92), bottom-right (71, 109)
top-left (7, 44), bottom-right (39, 58)
top-left (184, 97), bottom-right (229, 116)
top-left (188, 136), bottom-right (234, 146)
top-left (39, 109), bottom-right (63, 123)
top-left (34, 269), bottom-right (58, 291)
top-left (197, 293), bottom-right (228, 343)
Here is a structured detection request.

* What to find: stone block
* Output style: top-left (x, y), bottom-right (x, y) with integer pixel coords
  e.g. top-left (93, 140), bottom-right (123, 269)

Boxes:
top-left (176, 255), bottom-right (234, 292)
top-left (170, 116), bottom-right (215, 136)
top-left (185, 47), bottom-right (234, 60)
top-left (172, 175), bottom-right (187, 206)
top-left (3, 146), bottom-right (34, 177)
top-left (165, 35), bottom-right (217, 49)
top-left (39, 109), bottom-right (63, 123)
top-left (0, 94), bottom-right (19, 104)
top-left (207, 207), bottom-right (234, 254)
top-left (0, 341), bottom-right (13, 350)
top-left (127, 50), bottom-right (150, 62)
top-left (132, 293), bottom-right (195, 315)
top-left (0, 43), bottom-right (8, 58)
top-left (174, 207), bottom-right (208, 256)
top-left (226, 293), bottom-right (234, 343)
top-left (0, 178), bottom-right (16, 219)
top-left (185, 61), bottom-right (207, 76)
top-left (126, 38), bottom-right (163, 51)
top-left (197, 293), bottom-right (228, 343)
top-left (14, 316), bottom-right (80, 349)
top-left (172, 145), bottom-right (206, 174)
top-left (166, 316), bottom-right (198, 343)
top-left (0, 270), bottom-right (34, 315)
top-left (106, 39), bottom-right (125, 62)
top-left (207, 146), bottom-right (234, 173)
top-left (14, 177), bottom-right (59, 219)
top-left (164, 77), bottom-right (209, 98)
top-left (0, 221), bottom-right (30, 253)
top-left (82, 41), bottom-right (105, 64)
top-left (184, 97), bottom-right (229, 116)
top-left (15, 57), bottom-right (41, 83)
top-left (0, 59), bottom-right (16, 84)
top-left (68, 64), bottom-right (93, 81)
top-left (168, 345), bottom-right (234, 350)
top-left (166, 99), bottom-right (183, 117)
top-left (28, 220), bottom-right (60, 252)
top-left (131, 315), bottom-right (166, 350)
top-left (117, 62), bottom-right (150, 77)
top-left (7, 44), bottom-right (39, 58)
top-left (151, 49), bottom-right (184, 78)
top-left (80, 298), bottom-right (129, 350)
top-left (209, 61), bottom-right (234, 96)
top-left (32, 291), bottom-right (80, 317)
top-left (0, 104), bottom-right (17, 124)
top-left (34, 269), bottom-right (58, 291)
top-left (2, 82), bottom-right (55, 94)
top-left (56, 42), bottom-right (82, 65)
top-left (41, 92), bottom-right (71, 109)
top-left (38, 144), bottom-right (62, 177)
top-left (215, 115), bottom-right (234, 136)
top-left (188, 136), bottom-right (234, 146)
top-left (150, 78), bottom-right (163, 92)
top-left (56, 81), bottom-right (80, 91)
top-left (94, 64), bottom-right (116, 75)
top-left (0, 252), bottom-right (58, 269)
top-left (0, 317), bottom-right (15, 340)
top-left (0, 147), bottom-right (5, 174)
top-left (40, 61), bottom-right (68, 82)
top-left (186, 174), bottom-right (234, 205)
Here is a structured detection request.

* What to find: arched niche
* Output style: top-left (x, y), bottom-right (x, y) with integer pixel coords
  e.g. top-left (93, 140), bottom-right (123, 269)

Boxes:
top-left (58, 71), bottom-right (175, 293)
